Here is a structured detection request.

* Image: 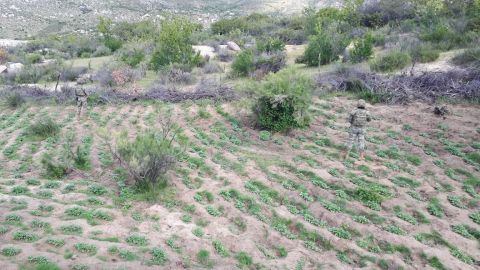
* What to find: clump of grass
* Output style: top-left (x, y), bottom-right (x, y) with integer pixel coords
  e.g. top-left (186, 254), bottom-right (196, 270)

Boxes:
top-left (150, 247), bottom-right (168, 265)
top-left (5, 93), bottom-right (26, 108)
top-left (60, 224), bottom-right (83, 235)
top-left (236, 251), bottom-right (253, 267)
top-left (427, 198), bottom-right (445, 218)
top-left (259, 131), bottom-right (271, 141)
top-left (46, 238), bottom-right (65, 247)
top-left (213, 240), bottom-right (230, 257)
top-left (13, 231), bottom-right (38, 242)
top-left (192, 227), bottom-right (204, 238)
top-left (329, 227), bottom-right (351, 240)
top-left (197, 249), bottom-right (214, 267)
top-left (1, 247), bottom-right (21, 256)
top-left (469, 212), bottom-right (480, 224)
top-left (370, 51), bottom-right (411, 72)
top-left (125, 234), bottom-right (148, 246)
top-left (74, 243), bottom-right (97, 255)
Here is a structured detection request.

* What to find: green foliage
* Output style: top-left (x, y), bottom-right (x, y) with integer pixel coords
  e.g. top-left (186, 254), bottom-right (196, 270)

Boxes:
top-left (469, 212), bottom-right (480, 224)
top-left (116, 125), bottom-right (184, 191)
top-left (27, 118), bottom-right (60, 140)
top-left (427, 198), bottom-right (444, 218)
top-left (253, 67), bottom-right (313, 132)
top-left (120, 48), bottom-right (145, 67)
top-left (411, 46), bottom-right (441, 63)
top-left (257, 38), bottom-right (285, 53)
top-left (302, 29), bottom-right (349, 66)
top-left (197, 249), bottom-right (213, 267)
top-left (5, 93), bottom-right (26, 109)
top-left (26, 53), bottom-right (42, 64)
top-left (236, 251), bottom-right (253, 267)
top-left (150, 247), bottom-right (168, 265)
top-left (150, 17), bottom-right (201, 70)
top-left (104, 37), bottom-right (123, 52)
top-left (46, 238), bottom-right (66, 247)
top-left (329, 227), bottom-right (352, 239)
top-left (1, 247), bottom-right (21, 256)
top-left (370, 51), bottom-right (411, 72)
top-left (212, 240), bottom-right (230, 257)
top-left (349, 33), bottom-right (374, 63)
top-left (125, 234), bottom-right (148, 246)
top-left (231, 49), bottom-right (255, 77)
top-left (259, 131), bottom-right (271, 141)
top-left (13, 231), bottom-right (38, 242)
top-left (74, 243), bottom-right (97, 255)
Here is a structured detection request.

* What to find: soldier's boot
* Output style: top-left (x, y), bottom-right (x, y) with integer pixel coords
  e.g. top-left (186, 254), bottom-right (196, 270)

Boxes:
top-left (359, 152), bottom-right (365, 161)
top-left (344, 151), bottom-right (350, 160)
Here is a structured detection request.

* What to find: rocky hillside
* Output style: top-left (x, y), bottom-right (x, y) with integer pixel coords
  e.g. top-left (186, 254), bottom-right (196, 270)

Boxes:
top-left (0, 0), bottom-right (342, 38)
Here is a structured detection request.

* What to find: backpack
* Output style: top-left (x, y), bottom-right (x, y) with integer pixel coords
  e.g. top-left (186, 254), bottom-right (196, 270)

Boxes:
top-left (351, 109), bottom-right (368, 127)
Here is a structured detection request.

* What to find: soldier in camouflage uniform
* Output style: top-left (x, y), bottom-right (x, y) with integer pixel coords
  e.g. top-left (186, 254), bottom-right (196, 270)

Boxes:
top-left (345, 99), bottom-right (371, 160)
top-left (75, 88), bottom-right (88, 120)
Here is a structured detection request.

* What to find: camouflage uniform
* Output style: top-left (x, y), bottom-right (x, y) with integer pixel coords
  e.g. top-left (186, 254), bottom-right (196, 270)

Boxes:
top-left (75, 89), bottom-right (88, 119)
top-left (346, 100), bottom-right (371, 155)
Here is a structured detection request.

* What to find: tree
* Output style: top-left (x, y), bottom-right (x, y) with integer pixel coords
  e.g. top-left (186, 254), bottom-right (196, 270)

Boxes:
top-left (150, 17), bottom-right (201, 71)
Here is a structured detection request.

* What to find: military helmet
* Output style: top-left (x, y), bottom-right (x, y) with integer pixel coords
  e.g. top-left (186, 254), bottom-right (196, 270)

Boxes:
top-left (357, 99), bottom-right (366, 109)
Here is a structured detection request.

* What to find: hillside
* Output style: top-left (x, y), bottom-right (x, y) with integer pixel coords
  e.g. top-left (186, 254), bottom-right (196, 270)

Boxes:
top-left (0, 0), bottom-right (341, 38)
top-left (0, 97), bottom-right (478, 269)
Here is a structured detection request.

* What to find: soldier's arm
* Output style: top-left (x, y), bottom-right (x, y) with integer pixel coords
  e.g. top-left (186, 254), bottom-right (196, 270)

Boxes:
top-left (348, 110), bottom-right (355, 124)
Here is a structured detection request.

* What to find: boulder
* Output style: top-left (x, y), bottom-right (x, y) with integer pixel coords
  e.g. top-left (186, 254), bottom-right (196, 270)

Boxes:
top-left (7, 63), bottom-right (23, 73)
top-left (227, 41), bottom-right (241, 51)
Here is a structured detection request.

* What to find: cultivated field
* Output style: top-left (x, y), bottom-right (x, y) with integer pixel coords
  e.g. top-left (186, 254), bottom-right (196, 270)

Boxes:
top-left (0, 96), bottom-right (478, 269)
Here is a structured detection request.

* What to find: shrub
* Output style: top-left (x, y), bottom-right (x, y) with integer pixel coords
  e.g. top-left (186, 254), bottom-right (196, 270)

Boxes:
top-left (217, 48), bottom-right (234, 62)
top-left (1, 247), bottom-right (21, 257)
top-left (232, 49), bottom-right (255, 77)
top-left (5, 93), bottom-right (25, 108)
top-left (254, 51), bottom-right (287, 76)
top-left (252, 68), bottom-right (313, 132)
top-left (302, 31), bottom-right (348, 66)
top-left (26, 53), bottom-right (43, 64)
top-left (370, 51), bottom-right (411, 72)
top-left (150, 17), bottom-right (202, 70)
top-left (197, 249), bottom-right (213, 267)
top-left (104, 37), bottom-right (123, 52)
top-left (120, 48), bottom-right (145, 67)
top-left (41, 153), bottom-right (69, 179)
top-left (60, 66), bottom-right (88, 82)
top-left (349, 33), bottom-right (374, 63)
top-left (27, 118), bottom-right (60, 140)
top-left (115, 115), bottom-right (185, 190)
top-left (412, 46), bottom-right (441, 64)
top-left (257, 38), bottom-right (285, 53)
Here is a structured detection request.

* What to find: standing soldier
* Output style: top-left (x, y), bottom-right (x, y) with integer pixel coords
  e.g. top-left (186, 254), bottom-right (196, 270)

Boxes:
top-left (345, 99), bottom-right (371, 160)
top-left (75, 88), bottom-right (88, 120)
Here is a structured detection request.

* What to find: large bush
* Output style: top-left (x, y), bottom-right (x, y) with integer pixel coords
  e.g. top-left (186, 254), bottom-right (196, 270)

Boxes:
top-left (452, 48), bottom-right (480, 67)
top-left (370, 51), bottom-right (411, 72)
top-left (302, 28), bottom-right (349, 66)
top-left (150, 17), bottom-right (202, 70)
top-left (349, 33), bottom-right (374, 63)
top-left (253, 68), bottom-right (313, 132)
top-left (115, 116), bottom-right (186, 190)
top-left (231, 50), bottom-right (255, 77)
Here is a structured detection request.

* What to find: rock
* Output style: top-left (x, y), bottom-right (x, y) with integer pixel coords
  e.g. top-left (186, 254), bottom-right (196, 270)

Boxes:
top-left (192, 45), bottom-right (215, 58)
top-left (7, 62), bottom-right (23, 73)
top-left (227, 41), bottom-right (241, 51)
top-left (0, 65), bottom-right (7, 74)
top-left (434, 106), bottom-right (449, 117)
top-left (463, 146), bottom-right (475, 154)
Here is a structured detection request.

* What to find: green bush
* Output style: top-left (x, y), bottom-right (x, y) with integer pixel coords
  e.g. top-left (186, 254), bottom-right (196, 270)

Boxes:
top-left (302, 29), bottom-right (349, 66)
top-left (26, 53), bottom-right (42, 64)
top-left (150, 17), bottom-right (201, 70)
top-left (412, 46), bottom-right (441, 63)
top-left (104, 37), bottom-right (123, 52)
top-left (252, 68), bottom-right (313, 132)
top-left (116, 118), bottom-right (185, 190)
top-left (28, 118), bottom-right (60, 140)
top-left (370, 51), bottom-right (411, 72)
top-left (349, 33), bottom-right (374, 63)
top-left (257, 38), bottom-right (285, 53)
top-left (5, 93), bottom-right (25, 108)
top-left (120, 49), bottom-right (145, 67)
top-left (231, 49), bottom-right (255, 77)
